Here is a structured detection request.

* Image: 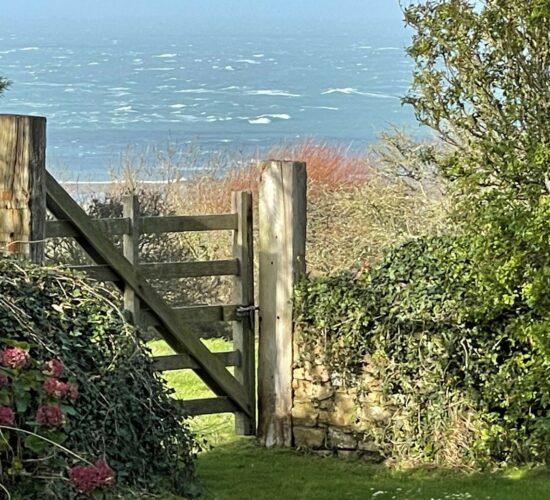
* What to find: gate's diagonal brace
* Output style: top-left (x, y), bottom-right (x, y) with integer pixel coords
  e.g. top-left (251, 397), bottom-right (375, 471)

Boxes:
top-left (45, 172), bottom-right (252, 418)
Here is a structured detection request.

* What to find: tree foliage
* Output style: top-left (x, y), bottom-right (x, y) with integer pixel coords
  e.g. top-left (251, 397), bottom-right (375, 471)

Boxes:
top-left (404, 0), bottom-right (550, 349)
top-left (0, 77), bottom-right (10, 95)
top-left (404, 0), bottom-right (550, 199)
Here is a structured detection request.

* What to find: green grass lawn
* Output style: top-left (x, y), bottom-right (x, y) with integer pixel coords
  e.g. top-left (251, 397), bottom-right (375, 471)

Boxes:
top-left (149, 340), bottom-right (550, 500)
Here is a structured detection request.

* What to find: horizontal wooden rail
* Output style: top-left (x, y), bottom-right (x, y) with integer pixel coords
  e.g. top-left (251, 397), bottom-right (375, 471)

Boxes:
top-left (68, 259), bottom-right (240, 281)
top-left (46, 213), bottom-right (237, 238)
top-left (141, 260), bottom-right (240, 279)
top-left (142, 304), bottom-right (240, 326)
top-left (176, 397), bottom-right (237, 416)
top-left (141, 214), bottom-right (238, 233)
top-left (153, 351), bottom-right (240, 371)
top-left (46, 218), bottom-right (130, 238)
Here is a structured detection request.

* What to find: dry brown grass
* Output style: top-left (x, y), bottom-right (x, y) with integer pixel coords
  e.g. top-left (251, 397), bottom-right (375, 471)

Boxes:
top-left (50, 135), bottom-right (448, 313)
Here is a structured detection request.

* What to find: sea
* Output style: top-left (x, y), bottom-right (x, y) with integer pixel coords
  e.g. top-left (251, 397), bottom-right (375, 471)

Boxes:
top-left (0, 21), bottom-right (420, 180)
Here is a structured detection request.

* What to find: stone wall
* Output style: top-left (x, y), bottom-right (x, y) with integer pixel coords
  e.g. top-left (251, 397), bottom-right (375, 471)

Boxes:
top-left (291, 335), bottom-right (394, 461)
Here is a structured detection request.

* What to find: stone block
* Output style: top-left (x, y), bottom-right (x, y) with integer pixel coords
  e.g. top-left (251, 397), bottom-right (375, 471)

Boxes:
top-left (326, 392), bottom-right (356, 427)
top-left (311, 364), bottom-right (330, 383)
top-left (362, 404), bottom-right (391, 425)
top-left (327, 427), bottom-right (357, 450)
top-left (293, 426), bottom-right (326, 449)
top-left (293, 368), bottom-right (308, 381)
top-left (358, 440), bottom-right (379, 453)
top-left (293, 379), bottom-right (334, 403)
top-left (291, 402), bottom-right (318, 427)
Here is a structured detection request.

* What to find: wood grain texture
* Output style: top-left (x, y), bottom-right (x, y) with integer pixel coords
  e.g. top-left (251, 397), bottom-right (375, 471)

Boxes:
top-left (153, 351), bottom-right (240, 371)
top-left (45, 172), bottom-right (252, 417)
top-left (46, 218), bottom-right (130, 238)
top-left (0, 115), bottom-right (46, 262)
top-left (258, 161), bottom-right (307, 447)
top-left (141, 213), bottom-right (238, 234)
top-left (232, 191), bottom-right (256, 435)
top-left (123, 195), bottom-right (140, 325)
top-left (175, 397), bottom-right (237, 416)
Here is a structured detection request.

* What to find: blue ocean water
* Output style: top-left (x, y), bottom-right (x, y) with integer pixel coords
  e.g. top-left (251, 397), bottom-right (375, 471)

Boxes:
top-left (0, 22), bottom-right (419, 180)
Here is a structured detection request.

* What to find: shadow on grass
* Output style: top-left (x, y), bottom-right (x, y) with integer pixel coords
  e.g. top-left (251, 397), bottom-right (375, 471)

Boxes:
top-left (197, 439), bottom-right (550, 500)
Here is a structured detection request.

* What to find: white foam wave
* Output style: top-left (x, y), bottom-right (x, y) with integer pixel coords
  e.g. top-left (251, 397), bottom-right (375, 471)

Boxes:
top-left (154, 53), bottom-right (177, 58)
top-left (258, 113), bottom-right (290, 120)
top-left (113, 105), bottom-right (136, 113)
top-left (321, 88), bottom-right (397, 99)
top-left (20, 47), bottom-right (39, 51)
top-left (322, 87), bottom-right (357, 95)
top-left (170, 104), bottom-right (187, 109)
top-left (176, 88), bottom-right (219, 94)
top-left (235, 59), bottom-right (260, 65)
top-left (305, 106), bottom-right (339, 111)
top-left (224, 65), bottom-right (235, 71)
top-left (247, 89), bottom-right (300, 97)
top-left (248, 117), bottom-right (271, 125)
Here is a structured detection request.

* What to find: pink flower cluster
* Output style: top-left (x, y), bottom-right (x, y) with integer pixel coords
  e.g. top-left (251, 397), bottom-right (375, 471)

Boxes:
top-left (43, 359), bottom-right (63, 378)
top-left (36, 404), bottom-right (65, 427)
top-left (43, 378), bottom-right (78, 401)
top-left (69, 459), bottom-right (115, 493)
top-left (0, 347), bottom-right (30, 369)
top-left (0, 406), bottom-right (14, 425)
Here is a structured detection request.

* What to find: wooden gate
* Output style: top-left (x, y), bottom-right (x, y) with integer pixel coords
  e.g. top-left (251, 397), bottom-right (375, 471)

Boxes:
top-left (45, 172), bottom-right (256, 435)
top-left (0, 114), bottom-right (309, 446)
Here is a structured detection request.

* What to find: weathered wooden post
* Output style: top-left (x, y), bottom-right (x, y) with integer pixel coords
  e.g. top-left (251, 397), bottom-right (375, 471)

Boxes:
top-left (232, 191), bottom-right (256, 435)
top-left (123, 194), bottom-right (141, 325)
top-left (0, 114), bottom-right (46, 263)
top-left (258, 160), bottom-right (307, 447)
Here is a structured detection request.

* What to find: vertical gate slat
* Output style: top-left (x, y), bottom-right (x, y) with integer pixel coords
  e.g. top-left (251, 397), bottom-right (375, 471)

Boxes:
top-left (123, 195), bottom-right (141, 325)
top-left (232, 191), bottom-right (256, 435)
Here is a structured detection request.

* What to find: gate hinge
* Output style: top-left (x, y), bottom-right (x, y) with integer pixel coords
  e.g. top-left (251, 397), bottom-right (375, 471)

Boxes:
top-left (236, 305), bottom-right (259, 320)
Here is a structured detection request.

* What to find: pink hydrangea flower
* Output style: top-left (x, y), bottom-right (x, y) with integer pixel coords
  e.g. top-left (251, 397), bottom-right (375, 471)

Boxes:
top-left (42, 378), bottom-right (78, 402)
top-left (0, 347), bottom-right (30, 369)
top-left (69, 459), bottom-right (115, 493)
top-left (64, 382), bottom-right (78, 402)
top-left (0, 406), bottom-right (14, 426)
top-left (0, 373), bottom-right (9, 389)
top-left (43, 377), bottom-right (65, 398)
top-left (36, 404), bottom-right (65, 427)
top-left (43, 359), bottom-right (63, 378)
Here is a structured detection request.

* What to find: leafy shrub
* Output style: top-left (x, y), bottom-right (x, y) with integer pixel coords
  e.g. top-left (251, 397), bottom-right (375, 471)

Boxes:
top-left (296, 235), bottom-right (550, 468)
top-left (0, 258), bottom-right (200, 498)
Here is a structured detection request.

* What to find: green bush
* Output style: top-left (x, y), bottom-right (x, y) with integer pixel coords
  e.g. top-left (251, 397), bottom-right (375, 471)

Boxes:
top-left (296, 236), bottom-right (550, 468)
top-left (0, 259), bottom-right (200, 498)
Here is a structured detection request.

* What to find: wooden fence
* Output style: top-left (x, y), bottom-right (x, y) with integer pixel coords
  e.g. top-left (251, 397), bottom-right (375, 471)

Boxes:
top-left (0, 114), bottom-right (307, 444)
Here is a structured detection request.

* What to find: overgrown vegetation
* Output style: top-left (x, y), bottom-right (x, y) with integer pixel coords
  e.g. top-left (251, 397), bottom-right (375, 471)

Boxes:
top-left (295, 0), bottom-right (550, 470)
top-left (0, 259), bottom-right (200, 498)
top-left (296, 236), bottom-right (550, 467)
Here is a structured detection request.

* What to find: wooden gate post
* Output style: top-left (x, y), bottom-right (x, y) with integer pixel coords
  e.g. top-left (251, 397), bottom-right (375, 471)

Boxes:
top-left (0, 114), bottom-right (46, 263)
top-left (232, 191), bottom-right (256, 435)
top-left (258, 160), bottom-right (307, 447)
